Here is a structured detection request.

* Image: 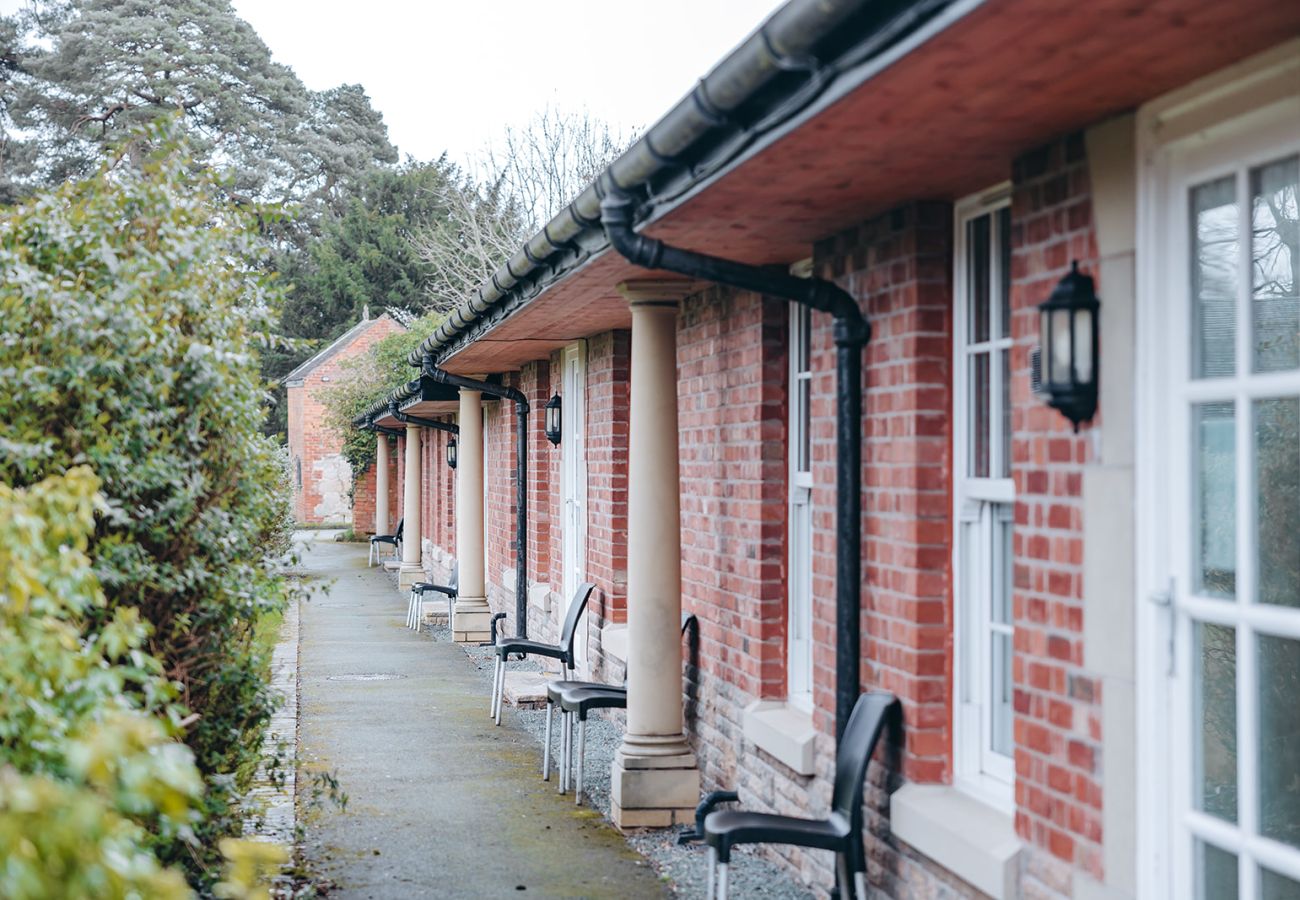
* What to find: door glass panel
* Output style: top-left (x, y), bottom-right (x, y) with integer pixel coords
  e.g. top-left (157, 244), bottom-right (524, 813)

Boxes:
top-left (1258, 633), bottom-right (1300, 849)
top-left (1197, 841), bottom-right (1238, 900)
top-left (1262, 868), bottom-right (1300, 900)
top-left (1255, 397), bottom-right (1300, 608)
top-left (1251, 155), bottom-right (1300, 373)
top-left (1191, 175), bottom-right (1239, 379)
top-left (971, 353), bottom-right (990, 477)
top-left (1195, 622), bottom-right (1237, 823)
top-left (969, 214), bottom-right (990, 343)
top-left (1195, 402), bottom-right (1236, 598)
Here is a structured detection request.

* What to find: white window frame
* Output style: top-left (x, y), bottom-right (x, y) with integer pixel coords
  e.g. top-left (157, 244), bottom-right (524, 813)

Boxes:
top-left (953, 184), bottom-right (1016, 809)
top-left (1136, 42), bottom-right (1300, 900)
top-left (787, 302), bottom-right (814, 711)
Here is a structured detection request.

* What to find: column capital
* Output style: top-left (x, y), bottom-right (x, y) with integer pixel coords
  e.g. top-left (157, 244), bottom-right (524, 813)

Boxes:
top-left (617, 278), bottom-right (698, 306)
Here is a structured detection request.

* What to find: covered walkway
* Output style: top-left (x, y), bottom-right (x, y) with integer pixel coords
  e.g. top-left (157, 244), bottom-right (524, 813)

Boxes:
top-left (295, 540), bottom-right (667, 898)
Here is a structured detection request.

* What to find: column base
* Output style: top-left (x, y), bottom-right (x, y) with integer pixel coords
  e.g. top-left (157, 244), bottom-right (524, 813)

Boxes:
top-left (610, 749), bottom-right (699, 831)
top-left (397, 563), bottom-right (423, 589)
top-left (452, 603), bottom-right (492, 644)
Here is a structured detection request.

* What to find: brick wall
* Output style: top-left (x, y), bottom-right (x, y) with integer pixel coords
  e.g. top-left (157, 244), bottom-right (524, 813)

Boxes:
top-left (286, 314), bottom-right (404, 525)
top-left (1008, 133), bottom-right (1104, 890)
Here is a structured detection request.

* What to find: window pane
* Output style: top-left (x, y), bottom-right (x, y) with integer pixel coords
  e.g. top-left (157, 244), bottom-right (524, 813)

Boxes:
top-left (1252, 155), bottom-right (1300, 373)
top-left (991, 631), bottom-right (1012, 757)
top-left (995, 503), bottom-right (1013, 625)
top-left (1194, 622), bottom-right (1237, 823)
top-left (1259, 633), bottom-right (1300, 849)
top-left (796, 304), bottom-right (811, 373)
top-left (1191, 176), bottom-right (1239, 379)
top-left (797, 377), bottom-right (811, 474)
top-left (1262, 869), bottom-right (1300, 900)
top-left (998, 207), bottom-right (1012, 340)
top-left (1256, 397), bottom-right (1300, 608)
top-left (1194, 402), bottom-right (1236, 598)
top-left (971, 353), bottom-right (990, 477)
top-left (969, 214), bottom-right (991, 344)
top-left (1197, 841), bottom-right (1238, 900)
top-left (1001, 348), bottom-right (1012, 478)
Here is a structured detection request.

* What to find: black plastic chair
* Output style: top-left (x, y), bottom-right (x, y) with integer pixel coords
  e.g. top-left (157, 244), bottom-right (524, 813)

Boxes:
top-left (489, 582), bottom-right (595, 725)
top-left (542, 680), bottom-right (626, 787)
top-left (702, 691), bottom-right (898, 900)
top-left (368, 517), bottom-right (403, 566)
top-left (556, 686), bottom-right (628, 805)
top-left (407, 568), bottom-right (457, 632)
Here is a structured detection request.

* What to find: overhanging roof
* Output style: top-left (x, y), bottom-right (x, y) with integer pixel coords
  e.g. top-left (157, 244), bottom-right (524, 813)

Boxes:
top-left (431, 0), bottom-right (1300, 375)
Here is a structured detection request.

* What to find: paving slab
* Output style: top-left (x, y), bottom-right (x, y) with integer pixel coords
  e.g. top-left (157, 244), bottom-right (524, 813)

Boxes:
top-left (295, 540), bottom-right (667, 899)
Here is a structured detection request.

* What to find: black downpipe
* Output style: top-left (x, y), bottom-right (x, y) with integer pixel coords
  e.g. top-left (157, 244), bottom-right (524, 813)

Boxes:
top-left (389, 407), bottom-right (460, 437)
top-left (601, 187), bottom-right (870, 744)
top-left (369, 423), bottom-right (406, 440)
top-left (423, 362), bottom-right (531, 640)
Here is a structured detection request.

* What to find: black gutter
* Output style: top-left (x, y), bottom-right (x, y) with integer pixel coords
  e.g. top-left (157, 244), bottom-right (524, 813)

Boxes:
top-left (389, 406), bottom-right (460, 436)
top-left (601, 186), bottom-right (870, 745)
top-left (409, 0), bottom-right (960, 368)
top-left (423, 361), bottom-right (532, 640)
top-left (371, 423), bottom-right (405, 440)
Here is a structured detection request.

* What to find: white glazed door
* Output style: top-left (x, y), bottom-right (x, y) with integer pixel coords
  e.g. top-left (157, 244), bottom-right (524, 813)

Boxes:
top-left (1150, 117), bottom-right (1300, 900)
top-left (561, 343), bottom-right (588, 672)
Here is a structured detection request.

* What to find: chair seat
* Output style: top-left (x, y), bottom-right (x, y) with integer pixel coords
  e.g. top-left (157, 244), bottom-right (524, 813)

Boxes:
top-left (412, 582), bottom-right (456, 596)
top-left (704, 810), bottom-right (850, 858)
top-left (495, 638), bottom-right (564, 660)
top-left (371, 534), bottom-right (398, 545)
top-left (558, 686), bottom-right (628, 718)
top-left (546, 680), bottom-right (626, 703)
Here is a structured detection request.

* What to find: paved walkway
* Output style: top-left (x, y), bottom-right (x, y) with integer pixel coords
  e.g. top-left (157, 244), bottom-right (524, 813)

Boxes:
top-left (295, 540), bottom-right (667, 899)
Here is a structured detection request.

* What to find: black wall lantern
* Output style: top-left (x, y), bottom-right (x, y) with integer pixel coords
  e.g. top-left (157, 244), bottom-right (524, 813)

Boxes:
top-left (544, 394), bottom-right (562, 446)
top-left (1038, 261), bottom-right (1100, 431)
top-left (446, 438), bottom-right (457, 469)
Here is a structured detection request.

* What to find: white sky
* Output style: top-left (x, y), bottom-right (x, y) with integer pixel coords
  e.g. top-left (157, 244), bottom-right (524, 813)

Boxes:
top-left (11, 0), bottom-right (779, 167)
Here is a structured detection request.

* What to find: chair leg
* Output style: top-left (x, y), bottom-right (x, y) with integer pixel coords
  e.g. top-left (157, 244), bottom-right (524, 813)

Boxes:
top-left (494, 659), bottom-right (505, 726)
top-left (854, 871), bottom-right (868, 900)
top-left (368, 544), bottom-right (374, 567)
top-left (542, 701), bottom-right (553, 780)
top-left (414, 595), bottom-right (423, 633)
top-left (490, 657), bottom-right (501, 718)
top-left (836, 854), bottom-right (853, 900)
top-left (406, 591), bottom-right (413, 629)
top-left (706, 847), bottom-right (716, 900)
top-left (717, 862), bottom-right (729, 900)
top-left (575, 719), bottom-right (586, 806)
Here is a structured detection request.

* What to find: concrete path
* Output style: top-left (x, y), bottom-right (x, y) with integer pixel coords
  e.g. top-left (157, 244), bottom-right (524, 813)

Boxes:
top-left (295, 540), bottom-right (667, 899)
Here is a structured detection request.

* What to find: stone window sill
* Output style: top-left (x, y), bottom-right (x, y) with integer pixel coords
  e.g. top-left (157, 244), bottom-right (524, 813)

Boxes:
top-left (890, 783), bottom-right (1022, 900)
top-left (601, 623), bottom-right (628, 663)
top-left (742, 700), bottom-right (817, 776)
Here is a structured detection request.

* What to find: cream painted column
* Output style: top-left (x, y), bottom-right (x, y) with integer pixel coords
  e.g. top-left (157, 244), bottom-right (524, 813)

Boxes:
top-left (374, 432), bottom-right (390, 536)
top-left (611, 279), bottom-right (699, 829)
top-left (452, 389), bottom-right (490, 642)
top-left (398, 424), bottom-right (423, 588)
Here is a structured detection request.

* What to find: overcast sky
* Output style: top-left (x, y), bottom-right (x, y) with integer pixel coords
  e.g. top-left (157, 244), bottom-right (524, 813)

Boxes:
top-left (231, 0), bottom-right (784, 166)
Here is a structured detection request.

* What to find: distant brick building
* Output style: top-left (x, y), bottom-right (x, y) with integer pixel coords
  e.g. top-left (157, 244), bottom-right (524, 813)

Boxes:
top-left (285, 312), bottom-right (404, 525)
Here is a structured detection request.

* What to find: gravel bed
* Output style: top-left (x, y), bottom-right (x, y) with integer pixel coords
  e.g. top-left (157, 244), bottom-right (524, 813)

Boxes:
top-left (418, 621), bottom-right (816, 899)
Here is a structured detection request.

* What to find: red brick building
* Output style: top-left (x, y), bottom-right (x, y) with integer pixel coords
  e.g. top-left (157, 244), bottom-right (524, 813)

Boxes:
top-left (356, 3), bottom-right (1300, 897)
top-left (286, 312), bottom-right (403, 525)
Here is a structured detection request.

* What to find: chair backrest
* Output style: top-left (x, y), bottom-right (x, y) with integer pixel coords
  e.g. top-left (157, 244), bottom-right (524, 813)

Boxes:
top-left (830, 692), bottom-right (899, 825)
top-left (560, 582), bottom-right (597, 661)
top-left (394, 518), bottom-right (404, 540)
top-left (447, 566), bottom-right (458, 594)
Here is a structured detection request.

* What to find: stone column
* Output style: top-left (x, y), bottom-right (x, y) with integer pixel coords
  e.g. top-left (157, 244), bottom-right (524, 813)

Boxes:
top-left (398, 424), bottom-right (422, 588)
top-left (452, 389), bottom-right (490, 642)
top-left (374, 432), bottom-right (390, 536)
top-left (611, 279), bottom-right (699, 829)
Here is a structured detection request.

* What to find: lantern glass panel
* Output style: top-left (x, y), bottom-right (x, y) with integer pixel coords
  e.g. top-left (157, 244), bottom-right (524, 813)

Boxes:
top-left (1073, 306), bottom-right (1094, 384)
top-left (1050, 308), bottom-right (1073, 386)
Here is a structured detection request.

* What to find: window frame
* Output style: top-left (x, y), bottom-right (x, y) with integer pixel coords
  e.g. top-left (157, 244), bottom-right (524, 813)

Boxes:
top-left (953, 185), bottom-right (1017, 810)
top-left (787, 301), bottom-right (815, 711)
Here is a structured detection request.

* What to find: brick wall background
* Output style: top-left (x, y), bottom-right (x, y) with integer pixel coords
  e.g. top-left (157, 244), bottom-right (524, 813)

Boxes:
top-left (352, 437), bottom-right (399, 538)
top-left (1008, 133), bottom-right (1104, 892)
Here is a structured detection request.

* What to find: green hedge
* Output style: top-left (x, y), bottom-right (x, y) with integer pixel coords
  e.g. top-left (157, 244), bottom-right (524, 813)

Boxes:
top-left (0, 122), bottom-right (296, 891)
